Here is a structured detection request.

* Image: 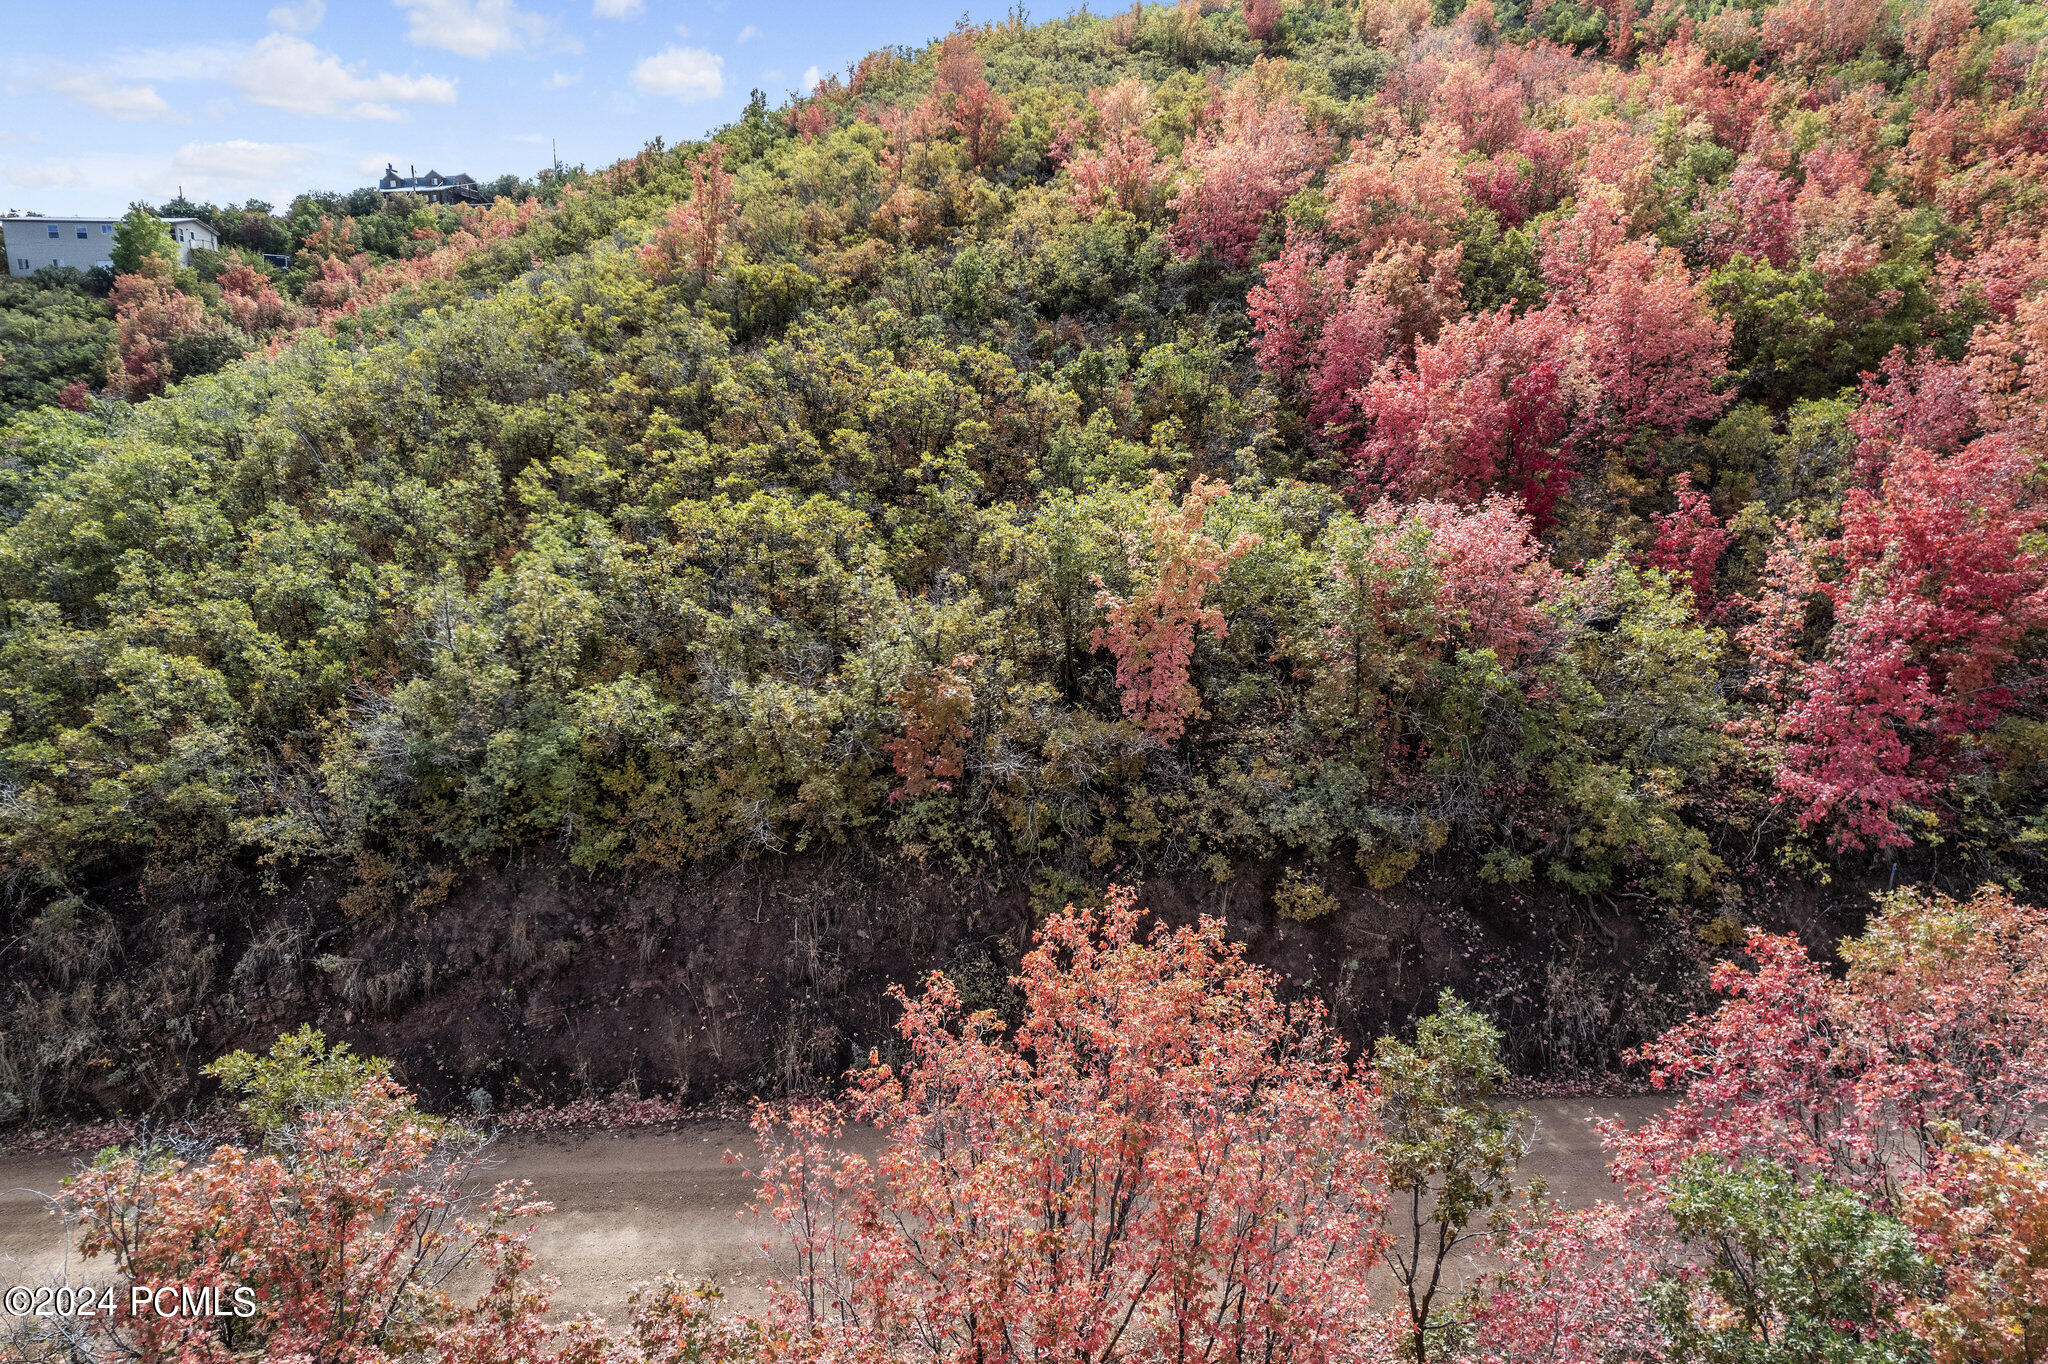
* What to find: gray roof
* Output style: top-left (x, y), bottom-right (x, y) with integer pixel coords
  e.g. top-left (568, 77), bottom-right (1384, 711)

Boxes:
top-left (377, 164), bottom-right (477, 190)
top-left (1, 215), bottom-right (210, 226)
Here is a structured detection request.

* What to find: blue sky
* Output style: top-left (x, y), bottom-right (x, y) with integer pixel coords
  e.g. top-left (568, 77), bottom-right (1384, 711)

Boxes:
top-left (1, 0), bottom-right (1039, 216)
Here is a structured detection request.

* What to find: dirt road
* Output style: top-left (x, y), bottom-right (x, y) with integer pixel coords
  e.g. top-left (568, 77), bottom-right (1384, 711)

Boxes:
top-left (0, 1096), bottom-right (1664, 1321)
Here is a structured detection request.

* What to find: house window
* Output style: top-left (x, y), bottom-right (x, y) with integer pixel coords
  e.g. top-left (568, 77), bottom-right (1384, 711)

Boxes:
top-left (47, 225), bottom-right (59, 238)
top-left (101, 224), bottom-right (112, 234)
top-left (76, 227), bottom-right (87, 238)
top-left (14, 259), bottom-right (25, 272)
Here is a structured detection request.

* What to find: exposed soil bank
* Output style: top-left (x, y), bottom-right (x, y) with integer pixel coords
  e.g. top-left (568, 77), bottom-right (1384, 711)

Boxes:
top-left (5, 843), bottom-right (1888, 1124)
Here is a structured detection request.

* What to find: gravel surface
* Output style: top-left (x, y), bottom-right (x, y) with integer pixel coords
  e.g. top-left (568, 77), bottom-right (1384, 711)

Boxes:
top-left (0, 1097), bottom-right (1668, 1321)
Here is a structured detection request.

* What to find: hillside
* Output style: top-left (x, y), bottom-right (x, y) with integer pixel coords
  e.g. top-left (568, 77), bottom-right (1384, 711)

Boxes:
top-left (4, 0), bottom-right (2048, 1122)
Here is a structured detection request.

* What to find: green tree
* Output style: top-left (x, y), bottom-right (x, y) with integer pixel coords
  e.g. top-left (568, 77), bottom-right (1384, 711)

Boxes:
top-left (1655, 1158), bottom-right (1932, 1364)
top-left (110, 207), bottom-right (176, 275)
top-left (0, 274), bottom-right (113, 416)
top-left (1373, 991), bottom-right (1533, 1363)
top-left (203, 1024), bottom-right (395, 1138)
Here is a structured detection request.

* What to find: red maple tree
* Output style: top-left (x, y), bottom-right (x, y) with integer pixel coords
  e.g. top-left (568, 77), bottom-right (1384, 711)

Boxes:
top-left (1609, 884), bottom-right (2048, 1205)
top-left (1643, 473), bottom-right (1733, 616)
top-left (56, 1078), bottom-right (556, 1364)
top-left (641, 146), bottom-right (738, 285)
top-left (1092, 476), bottom-right (1263, 741)
top-left (885, 654), bottom-right (977, 800)
top-left (1355, 305), bottom-right (1587, 525)
top-left (1169, 65), bottom-right (1331, 267)
top-left (748, 886), bottom-right (1395, 1364)
top-left (1741, 437), bottom-right (2048, 850)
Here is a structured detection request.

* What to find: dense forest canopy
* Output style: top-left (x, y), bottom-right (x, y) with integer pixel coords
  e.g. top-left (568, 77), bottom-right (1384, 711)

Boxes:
top-left (3, 0), bottom-right (2047, 929)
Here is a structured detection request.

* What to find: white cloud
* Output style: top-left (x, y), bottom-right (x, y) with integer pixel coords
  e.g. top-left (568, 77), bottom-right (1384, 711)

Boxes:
top-left (592, 0), bottom-right (644, 16)
top-left (394, 0), bottom-right (553, 58)
top-left (0, 150), bottom-right (166, 206)
top-left (737, 24), bottom-right (760, 42)
top-left (630, 45), bottom-right (723, 100)
top-left (801, 65), bottom-right (823, 92)
top-left (1, 161), bottom-right (85, 191)
top-left (234, 34), bottom-right (457, 120)
top-left (267, 0), bottom-right (327, 32)
top-left (544, 69), bottom-right (581, 88)
top-left (104, 44), bottom-right (242, 83)
top-left (173, 139), bottom-right (315, 182)
top-left (3, 143), bottom-right (362, 216)
top-left (46, 70), bottom-right (175, 122)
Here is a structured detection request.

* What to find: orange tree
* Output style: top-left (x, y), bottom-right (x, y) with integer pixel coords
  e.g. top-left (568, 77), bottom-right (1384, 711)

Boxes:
top-left (748, 885), bottom-right (1395, 1364)
top-left (55, 1076), bottom-right (554, 1364)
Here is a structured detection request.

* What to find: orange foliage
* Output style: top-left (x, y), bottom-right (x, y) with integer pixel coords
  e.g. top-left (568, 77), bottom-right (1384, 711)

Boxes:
top-left (1092, 476), bottom-right (1263, 741)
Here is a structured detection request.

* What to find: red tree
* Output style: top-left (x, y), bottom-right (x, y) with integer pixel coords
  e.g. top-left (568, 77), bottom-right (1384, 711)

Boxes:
top-left (106, 269), bottom-right (220, 400)
top-left (1168, 65), bottom-right (1332, 267)
top-left (1475, 883), bottom-right (2048, 1362)
top-left (56, 1078), bottom-right (556, 1364)
top-left (1852, 345), bottom-right (1980, 480)
top-left (1248, 230), bottom-right (1350, 386)
top-left (1327, 128), bottom-right (1466, 258)
top-left (1355, 304), bottom-right (1587, 525)
top-left (1431, 63), bottom-right (1525, 156)
top-left (218, 261), bottom-right (294, 334)
top-left (641, 145), bottom-right (738, 284)
top-left (1064, 80), bottom-right (1169, 217)
top-left (929, 32), bottom-right (1012, 172)
top-left (1093, 476), bottom-right (1263, 741)
top-left (1246, 233), bottom-right (1407, 447)
top-left (300, 254), bottom-right (364, 311)
top-left (1407, 496), bottom-right (1558, 666)
top-left (1575, 238), bottom-right (1732, 441)
top-left (1535, 189), bottom-right (1630, 306)
top-left (790, 99), bottom-right (834, 143)
top-left (1643, 472), bottom-right (1732, 616)
top-left (1307, 497), bottom-right (1556, 726)
top-left (886, 654), bottom-right (977, 800)
top-left (1464, 152), bottom-right (1538, 227)
top-left (1608, 884), bottom-right (2048, 1204)
top-left (1310, 286), bottom-right (1398, 443)
top-left (1741, 438), bottom-right (2048, 850)
top-left (748, 887), bottom-right (1393, 1364)
top-left (1466, 1202), bottom-right (1671, 1364)
top-left (1693, 155), bottom-right (1799, 269)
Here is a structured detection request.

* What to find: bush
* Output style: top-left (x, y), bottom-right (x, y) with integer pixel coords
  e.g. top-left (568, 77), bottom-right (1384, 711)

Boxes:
top-left (1272, 867), bottom-right (1340, 921)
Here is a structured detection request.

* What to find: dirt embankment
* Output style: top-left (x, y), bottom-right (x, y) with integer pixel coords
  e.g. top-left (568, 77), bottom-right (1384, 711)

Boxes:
top-left (4, 844), bottom-right (1889, 1125)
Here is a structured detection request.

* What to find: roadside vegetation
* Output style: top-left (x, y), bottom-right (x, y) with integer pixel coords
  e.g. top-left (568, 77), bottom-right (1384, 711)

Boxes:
top-left (8, 880), bottom-right (2046, 1364)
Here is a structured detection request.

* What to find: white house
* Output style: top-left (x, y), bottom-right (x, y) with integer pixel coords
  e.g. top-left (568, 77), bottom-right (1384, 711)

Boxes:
top-left (1, 214), bottom-right (220, 276)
